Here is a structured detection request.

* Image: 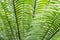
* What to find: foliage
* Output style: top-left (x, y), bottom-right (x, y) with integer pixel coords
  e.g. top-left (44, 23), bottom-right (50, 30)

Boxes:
top-left (0, 0), bottom-right (60, 40)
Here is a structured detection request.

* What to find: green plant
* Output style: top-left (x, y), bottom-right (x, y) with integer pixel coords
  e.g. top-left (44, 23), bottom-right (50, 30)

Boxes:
top-left (0, 0), bottom-right (60, 40)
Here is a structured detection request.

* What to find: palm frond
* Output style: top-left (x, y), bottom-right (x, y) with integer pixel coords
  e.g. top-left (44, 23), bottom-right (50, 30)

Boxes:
top-left (0, 0), bottom-right (60, 40)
